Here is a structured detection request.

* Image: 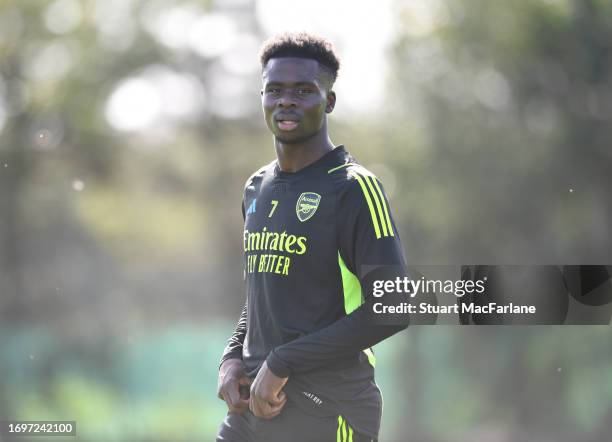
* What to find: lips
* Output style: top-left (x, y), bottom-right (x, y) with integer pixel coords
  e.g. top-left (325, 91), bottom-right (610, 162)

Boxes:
top-left (274, 113), bottom-right (300, 131)
top-left (277, 120), bottom-right (298, 131)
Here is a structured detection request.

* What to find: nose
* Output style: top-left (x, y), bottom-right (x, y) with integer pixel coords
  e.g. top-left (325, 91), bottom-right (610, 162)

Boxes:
top-left (277, 90), bottom-right (297, 108)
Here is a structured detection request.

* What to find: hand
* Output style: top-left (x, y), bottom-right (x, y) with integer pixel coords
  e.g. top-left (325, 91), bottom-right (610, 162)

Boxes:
top-left (249, 360), bottom-right (288, 419)
top-left (217, 359), bottom-right (252, 414)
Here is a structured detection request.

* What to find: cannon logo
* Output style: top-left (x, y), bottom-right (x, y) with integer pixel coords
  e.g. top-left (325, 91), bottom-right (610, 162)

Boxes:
top-left (296, 192), bottom-right (321, 222)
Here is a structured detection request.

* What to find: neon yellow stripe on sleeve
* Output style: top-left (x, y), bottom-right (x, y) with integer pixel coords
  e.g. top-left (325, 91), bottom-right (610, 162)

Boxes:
top-left (364, 175), bottom-right (389, 237)
top-left (349, 171), bottom-right (381, 239)
top-left (363, 348), bottom-right (377, 367)
top-left (371, 177), bottom-right (394, 236)
top-left (337, 252), bottom-right (377, 369)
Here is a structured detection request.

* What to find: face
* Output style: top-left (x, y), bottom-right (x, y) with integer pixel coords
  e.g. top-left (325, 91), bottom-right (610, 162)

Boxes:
top-left (261, 57), bottom-right (335, 144)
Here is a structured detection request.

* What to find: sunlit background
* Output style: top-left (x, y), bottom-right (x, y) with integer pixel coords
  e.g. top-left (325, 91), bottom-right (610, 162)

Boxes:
top-left (1, 0), bottom-right (612, 441)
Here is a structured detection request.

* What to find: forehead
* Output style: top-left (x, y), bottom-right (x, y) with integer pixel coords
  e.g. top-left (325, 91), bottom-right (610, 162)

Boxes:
top-left (262, 57), bottom-right (321, 84)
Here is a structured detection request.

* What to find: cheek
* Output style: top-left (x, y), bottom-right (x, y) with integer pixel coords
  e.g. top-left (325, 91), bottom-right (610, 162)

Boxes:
top-left (305, 98), bottom-right (327, 116)
top-left (306, 104), bottom-right (327, 125)
top-left (262, 101), bottom-right (274, 119)
top-left (262, 93), bottom-right (274, 107)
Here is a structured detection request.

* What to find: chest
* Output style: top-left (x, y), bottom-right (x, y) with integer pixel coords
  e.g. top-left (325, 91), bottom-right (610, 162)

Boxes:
top-left (243, 176), bottom-right (338, 271)
top-left (245, 179), bottom-right (334, 235)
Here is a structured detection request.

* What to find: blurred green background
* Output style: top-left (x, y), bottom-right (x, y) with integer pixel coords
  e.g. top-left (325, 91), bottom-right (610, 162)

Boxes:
top-left (1, 0), bottom-right (611, 441)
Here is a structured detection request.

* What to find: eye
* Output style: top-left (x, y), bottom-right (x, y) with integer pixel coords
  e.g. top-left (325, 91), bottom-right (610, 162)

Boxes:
top-left (266, 87), bottom-right (281, 95)
top-left (296, 88), bottom-right (312, 96)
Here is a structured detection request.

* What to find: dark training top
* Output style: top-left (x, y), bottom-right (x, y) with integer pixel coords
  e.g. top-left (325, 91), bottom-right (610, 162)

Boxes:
top-left (221, 146), bottom-right (407, 438)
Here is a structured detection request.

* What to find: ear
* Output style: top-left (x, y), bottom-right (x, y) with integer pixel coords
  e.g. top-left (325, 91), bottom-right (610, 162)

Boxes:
top-left (325, 91), bottom-right (336, 113)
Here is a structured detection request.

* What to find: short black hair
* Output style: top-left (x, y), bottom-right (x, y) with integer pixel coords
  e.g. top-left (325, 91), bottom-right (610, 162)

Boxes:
top-left (259, 32), bottom-right (340, 87)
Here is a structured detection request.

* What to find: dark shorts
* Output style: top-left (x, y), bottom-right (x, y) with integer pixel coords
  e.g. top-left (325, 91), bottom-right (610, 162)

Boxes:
top-left (216, 400), bottom-right (376, 442)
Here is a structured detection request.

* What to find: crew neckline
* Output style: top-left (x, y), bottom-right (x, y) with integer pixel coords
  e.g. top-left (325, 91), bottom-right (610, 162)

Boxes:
top-left (274, 145), bottom-right (346, 179)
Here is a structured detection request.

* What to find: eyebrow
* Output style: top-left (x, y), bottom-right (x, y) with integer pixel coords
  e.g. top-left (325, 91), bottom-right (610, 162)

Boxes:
top-left (264, 81), bottom-right (317, 87)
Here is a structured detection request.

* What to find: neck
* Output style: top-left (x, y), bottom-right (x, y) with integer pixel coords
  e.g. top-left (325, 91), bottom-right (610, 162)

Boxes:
top-left (275, 125), bottom-right (335, 173)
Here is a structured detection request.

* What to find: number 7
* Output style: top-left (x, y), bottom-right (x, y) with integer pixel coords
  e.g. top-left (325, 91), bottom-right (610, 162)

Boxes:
top-left (269, 200), bottom-right (278, 217)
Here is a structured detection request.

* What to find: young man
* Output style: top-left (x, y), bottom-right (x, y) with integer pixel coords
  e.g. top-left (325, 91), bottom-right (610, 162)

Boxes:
top-left (217, 32), bottom-right (408, 442)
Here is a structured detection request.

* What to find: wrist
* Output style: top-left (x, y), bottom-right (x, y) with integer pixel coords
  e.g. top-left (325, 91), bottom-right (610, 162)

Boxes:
top-left (219, 357), bottom-right (244, 373)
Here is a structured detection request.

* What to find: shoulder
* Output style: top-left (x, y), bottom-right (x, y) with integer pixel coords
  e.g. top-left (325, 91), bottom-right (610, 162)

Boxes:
top-left (328, 161), bottom-right (384, 200)
top-left (333, 163), bottom-right (396, 240)
top-left (243, 159), bottom-right (276, 191)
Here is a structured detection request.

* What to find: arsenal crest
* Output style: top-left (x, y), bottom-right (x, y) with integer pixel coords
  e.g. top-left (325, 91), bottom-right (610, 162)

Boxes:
top-left (296, 192), bottom-right (321, 222)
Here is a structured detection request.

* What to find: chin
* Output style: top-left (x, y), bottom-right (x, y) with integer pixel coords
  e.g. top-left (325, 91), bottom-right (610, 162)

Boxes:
top-left (275, 132), bottom-right (313, 144)
top-left (275, 136), bottom-right (300, 144)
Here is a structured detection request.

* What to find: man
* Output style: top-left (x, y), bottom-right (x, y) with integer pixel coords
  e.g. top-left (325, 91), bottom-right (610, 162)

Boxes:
top-left (217, 32), bottom-right (408, 442)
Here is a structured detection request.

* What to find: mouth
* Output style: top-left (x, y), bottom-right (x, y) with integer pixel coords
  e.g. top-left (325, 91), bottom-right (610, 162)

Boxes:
top-left (274, 114), bottom-right (300, 131)
top-left (277, 120), bottom-right (299, 131)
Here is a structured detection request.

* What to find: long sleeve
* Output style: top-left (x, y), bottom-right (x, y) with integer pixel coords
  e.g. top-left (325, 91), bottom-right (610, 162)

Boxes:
top-left (219, 197), bottom-right (249, 368)
top-left (219, 302), bottom-right (247, 367)
top-left (266, 171), bottom-right (408, 377)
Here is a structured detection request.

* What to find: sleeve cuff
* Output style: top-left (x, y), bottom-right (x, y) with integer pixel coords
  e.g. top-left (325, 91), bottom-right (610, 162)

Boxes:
top-left (266, 350), bottom-right (292, 378)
